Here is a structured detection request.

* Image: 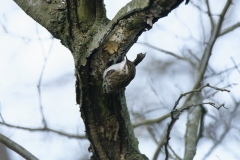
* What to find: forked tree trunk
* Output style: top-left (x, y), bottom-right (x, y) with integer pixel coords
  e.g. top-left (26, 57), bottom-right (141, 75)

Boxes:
top-left (13, 0), bottom-right (185, 159)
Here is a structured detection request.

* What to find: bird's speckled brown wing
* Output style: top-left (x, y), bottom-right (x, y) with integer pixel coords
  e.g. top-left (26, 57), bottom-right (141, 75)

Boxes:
top-left (103, 69), bottom-right (122, 93)
top-left (102, 60), bottom-right (136, 93)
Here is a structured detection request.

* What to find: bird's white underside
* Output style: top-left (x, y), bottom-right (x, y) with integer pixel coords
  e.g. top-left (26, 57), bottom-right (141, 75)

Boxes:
top-left (103, 57), bottom-right (128, 78)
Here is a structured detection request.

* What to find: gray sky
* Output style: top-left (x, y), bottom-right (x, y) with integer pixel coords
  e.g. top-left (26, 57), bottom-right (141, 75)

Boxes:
top-left (1, 0), bottom-right (240, 159)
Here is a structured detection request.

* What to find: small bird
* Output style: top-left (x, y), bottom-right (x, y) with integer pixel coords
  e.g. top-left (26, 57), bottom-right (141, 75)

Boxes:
top-left (102, 56), bottom-right (136, 93)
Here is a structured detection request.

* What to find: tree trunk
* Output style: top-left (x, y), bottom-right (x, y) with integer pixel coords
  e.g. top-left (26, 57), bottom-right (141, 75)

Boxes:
top-left (13, 0), bottom-right (185, 159)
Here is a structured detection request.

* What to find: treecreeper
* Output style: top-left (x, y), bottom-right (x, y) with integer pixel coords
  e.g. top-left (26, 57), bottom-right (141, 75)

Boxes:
top-left (102, 57), bottom-right (136, 93)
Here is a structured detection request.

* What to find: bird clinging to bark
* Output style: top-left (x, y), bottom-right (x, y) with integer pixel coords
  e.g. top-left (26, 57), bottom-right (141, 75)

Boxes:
top-left (102, 57), bottom-right (136, 93)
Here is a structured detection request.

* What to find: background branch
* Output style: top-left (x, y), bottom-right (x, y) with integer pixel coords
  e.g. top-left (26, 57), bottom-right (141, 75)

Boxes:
top-left (0, 122), bottom-right (86, 139)
top-left (219, 22), bottom-right (240, 36)
top-left (132, 84), bottom-right (230, 128)
top-left (0, 133), bottom-right (38, 160)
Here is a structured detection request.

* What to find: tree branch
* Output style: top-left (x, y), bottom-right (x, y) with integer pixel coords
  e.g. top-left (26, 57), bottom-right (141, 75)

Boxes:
top-left (133, 52), bottom-right (146, 66)
top-left (180, 2), bottom-right (232, 158)
top-left (204, 63), bottom-right (240, 78)
top-left (135, 83), bottom-right (229, 160)
top-left (164, 101), bottom-right (227, 160)
top-left (173, 6), bottom-right (233, 144)
top-left (152, 127), bottom-right (168, 160)
top-left (205, 0), bottom-right (214, 33)
top-left (203, 93), bottom-right (239, 159)
top-left (0, 122), bottom-right (86, 139)
top-left (132, 83), bottom-right (230, 128)
top-left (219, 22), bottom-right (240, 37)
top-left (137, 42), bottom-right (189, 61)
top-left (14, 0), bottom-right (68, 39)
top-left (183, 106), bottom-right (202, 160)
top-left (85, 0), bottom-right (184, 67)
top-left (0, 133), bottom-right (38, 160)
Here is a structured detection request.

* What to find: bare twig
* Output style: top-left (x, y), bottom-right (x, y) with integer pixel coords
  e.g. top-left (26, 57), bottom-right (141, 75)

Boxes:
top-left (173, 83), bottom-right (229, 111)
top-left (37, 36), bottom-right (54, 127)
top-left (133, 84), bottom-right (230, 128)
top-left (184, 0), bottom-right (232, 103)
top-left (0, 133), bottom-right (38, 160)
top-left (205, 84), bottom-right (236, 98)
top-left (144, 83), bottom-right (229, 160)
top-left (135, 83), bottom-right (229, 160)
top-left (164, 102), bottom-right (227, 160)
top-left (203, 94), bottom-right (239, 159)
top-left (132, 112), bottom-right (158, 144)
top-left (205, 0), bottom-right (214, 33)
top-left (0, 122), bottom-right (86, 139)
top-left (132, 113), bottom-right (169, 128)
top-left (204, 63), bottom-right (240, 78)
top-left (219, 22), bottom-right (240, 37)
top-left (190, 1), bottom-right (210, 42)
top-left (162, 84), bottom-right (230, 160)
top-left (230, 57), bottom-right (240, 75)
top-left (168, 144), bottom-right (182, 160)
top-left (137, 42), bottom-right (189, 61)
top-left (152, 126), bottom-right (168, 160)
top-left (182, 102), bottom-right (227, 112)
top-left (138, 42), bottom-right (183, 59)
top-left (133, 52), bottom-right (146, 66)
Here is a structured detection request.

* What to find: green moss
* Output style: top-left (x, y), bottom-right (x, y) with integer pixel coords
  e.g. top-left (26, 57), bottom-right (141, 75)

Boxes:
top-left (128, 17), bottom-right (143, 30)
top-left (77, 0), bottom-right (96, 32)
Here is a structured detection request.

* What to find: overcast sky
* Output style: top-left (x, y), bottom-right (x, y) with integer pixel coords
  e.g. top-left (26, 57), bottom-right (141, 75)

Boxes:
top-left (1, 0), bottom-right (240, 160)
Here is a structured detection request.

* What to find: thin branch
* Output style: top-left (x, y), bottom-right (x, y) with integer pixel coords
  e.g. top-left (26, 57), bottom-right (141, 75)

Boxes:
top-left (132, 113), bottom-right (169, 128)
top-left (0, 133), bottom-right (38, 160)
top-left (204, 63), bottom-right (240, 78)
top-left (190, 1), bottom-right (210, 41)
top-left (164, 102), bottom-right (227, 160)
top-left (173, 83), bottom-right (229, 110)
top-left (205, 84), bottom-right (236, 99)
top-left (137, 42), bottom-right (184, 60)
top-left (132, 84), bottom-right (230, 128)
top-left (203, 97), bottom-right (240, 159)
top-left (152, 127), bottom-right (168, 160)
top-left (202, 119), bottom-right (229, 159)
top-left (230, 57), bottom-right (240, 75)
top-left (0, 122), bottom-right (86, 139)
top-left (205, 0), bottom-right (214, 33)
top-left (162, 84), bottom-right (230, 159)
top-left (13, 0), bottom-right (68, 39)
top-left (180, 0), bottom-right (232, 111)
top-left (132, 112), bottom-right (158, 144)
top-left (138, 84), bottom-right (229, 159)
top-left (183, 102), bottom-right (227, 111)
top-left (36, 36), bottom-right (54, 127)
top-left (219, 22), bottom-right (240, 37)
top-left (133, 52), bottom-right (146, 66)
top-left (137, 42), bottom-right (191, 62)
top-left (168, 144), bottom-right (182, 160)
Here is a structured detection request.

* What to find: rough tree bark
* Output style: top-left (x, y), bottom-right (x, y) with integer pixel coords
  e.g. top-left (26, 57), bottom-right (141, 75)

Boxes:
top-left (13, 0), bottom-right (185, 159)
